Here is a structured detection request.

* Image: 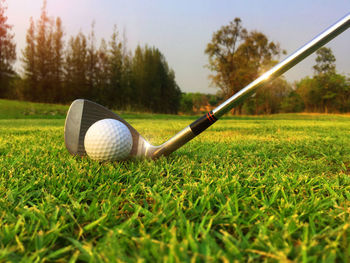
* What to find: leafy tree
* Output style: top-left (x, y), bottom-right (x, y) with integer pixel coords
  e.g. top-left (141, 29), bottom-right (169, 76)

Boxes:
top-left (324, 73), bottom-right (350, 112)
top-left (205, 18), bottom-right (247, 100)
top-left (335, 75), bottom-right (350, 112)
top-left (280, 90), bottom-right (304, 113)
top-left (296, 47), bottom-right (350, 113)
top-left (313, 47), bottom-right (336, 75)
top-left (296, 77), bottom-right (321, 112)
top-left (180, 93), bottom-right (194, 114)
top-left (208, 94), bottom-right (219, 107)
top-left (248, 77), bottom-right (291, 114)
top-left (191, 93), bottom-right (208, 112)
top-left (313, 47), bottom-right (338, 113)
top-left (0, 0), bottom-right (16, 97)
top-left (205, 18), bottom-right (283, 114)
top-left (179, 92), bottom-right (220, 114)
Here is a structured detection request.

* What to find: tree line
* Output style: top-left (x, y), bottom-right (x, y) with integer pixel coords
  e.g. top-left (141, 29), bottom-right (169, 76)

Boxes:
top-left (0, 0), bottom-right (349, 114)
top-left (0, 1), bottom-right (181, 113)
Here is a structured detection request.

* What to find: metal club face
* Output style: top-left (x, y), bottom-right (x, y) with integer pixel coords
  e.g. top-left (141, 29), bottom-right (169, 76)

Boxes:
top-left (64, 14), bottom-right (350, 160)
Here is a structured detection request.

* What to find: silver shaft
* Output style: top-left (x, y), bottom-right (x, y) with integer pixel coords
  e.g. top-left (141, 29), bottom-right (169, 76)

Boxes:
top-left (213, 13), bottom-right (350, 118)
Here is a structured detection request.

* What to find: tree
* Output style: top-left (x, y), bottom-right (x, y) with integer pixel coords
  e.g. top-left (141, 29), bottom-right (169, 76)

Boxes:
top-left (163, 68), bottom-right (181, 114)
top-left (296, 76), bottom-right (321, 112)
top-left (64, 32), bottom-right (88, 101)
top-left (131, 45), bottom-right (145, 109)
top-left (313, 47), bottom-right (338, 113)
top-left (85, 22), bottom-right (99, 101)
top-left (120, 47), bottom-right (133, 109)
top-left (296, 47), bottom-right (350, 113)
top-left (323, 73), bottom-right (350, 112)
top-left (22, 0), bottom-right (64, 102)
top-left (205, 18), bottom-right (247, 100)
top-left (313, 47), bottom-right (336, 75)
top-left (17, 5), bottom-right (182, 112)
top-left (94, 38), bottom-right (111, 105)
top-left (248, 77), bottom-right (291, 114)
top-left (35, 0), bottom-right (53, 101)
top-left (205, 18), bottom-right (283, 114)
top-left (179, 92), bottom-right (220, 114)
top-left (280, 90), bottom-right (304, 113)
top-left (180, 93), bottom-right (194, 114)
top-left (333, 74), bottom-right (350, 112)
top-left (52, 17), bottom-right (64, 102)
top-left (0, 0), bottom-right (16, 97)
top-left (131, 45), bottom-right (181, 113)
top-left (21, 17), bottom-right (36, 100)
top-left (106, 26), bottom-right (125, 108)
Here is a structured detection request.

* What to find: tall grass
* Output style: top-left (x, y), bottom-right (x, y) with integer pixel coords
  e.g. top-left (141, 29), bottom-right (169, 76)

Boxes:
top-left (0, 101), bottom-right (349, 262)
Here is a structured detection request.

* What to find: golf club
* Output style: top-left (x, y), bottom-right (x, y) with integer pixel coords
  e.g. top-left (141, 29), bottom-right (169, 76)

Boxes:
top-left (65, 13), bottom-right (350, 159)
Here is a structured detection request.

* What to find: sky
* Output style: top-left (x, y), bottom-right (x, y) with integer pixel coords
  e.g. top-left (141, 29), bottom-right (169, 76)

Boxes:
top-left (5, 0), bottom-right (350, 94)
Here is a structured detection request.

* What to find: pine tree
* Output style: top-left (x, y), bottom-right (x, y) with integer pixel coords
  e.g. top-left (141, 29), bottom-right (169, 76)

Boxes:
top-left (35, 0), bottom-right (52, 101)
top-left (22, 17), bottom-right (36, 100)
top-left (0, 0), bottom-right (16, 97)
top-left (64, 32), bottom-right (88, 100)
top-left (131, 45), bottom-right (145, 109)
top-left (84, 22), bottom-right (99, 100)
top-left (131, 45), bottom-right (181, 113)
top-left (120, 30), bottom-right (133, 109)
top-left (95, 38), bottom-right (110, 105)
top-left (52, 17), bottom-right (64, 102)
top-left (108, 27), bottom-right (124, 108)
top-left (22, 0), bottom-right (64, 102)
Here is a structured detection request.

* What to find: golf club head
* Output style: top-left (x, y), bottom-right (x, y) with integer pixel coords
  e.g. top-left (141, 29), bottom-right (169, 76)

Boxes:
top-left (64, 99), bottom-right (159, 158)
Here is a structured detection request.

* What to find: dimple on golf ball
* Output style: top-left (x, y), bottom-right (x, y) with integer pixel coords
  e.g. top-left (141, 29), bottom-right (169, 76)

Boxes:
top-left (84, 119), bottom-right (133, 161)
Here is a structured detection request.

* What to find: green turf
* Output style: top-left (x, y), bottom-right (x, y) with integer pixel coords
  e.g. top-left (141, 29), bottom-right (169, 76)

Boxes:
top-left (0, 101), bottom-right (350, 262)
top-left (0, 99), bottom-right (69, 119)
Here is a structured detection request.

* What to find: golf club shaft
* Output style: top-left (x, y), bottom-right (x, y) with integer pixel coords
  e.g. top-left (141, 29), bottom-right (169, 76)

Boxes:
top-left (152, 13), bottom-right (350, 158)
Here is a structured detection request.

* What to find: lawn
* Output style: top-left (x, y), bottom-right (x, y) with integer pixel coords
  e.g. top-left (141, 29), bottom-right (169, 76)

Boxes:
top-left (1, 99), bottom-right (350, 262)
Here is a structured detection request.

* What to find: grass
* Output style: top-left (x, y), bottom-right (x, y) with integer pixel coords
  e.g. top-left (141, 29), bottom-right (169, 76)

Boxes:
top-left (0, 99), bottom-right (68, 119)
top-left (0, 100), bottom-right (350, 262)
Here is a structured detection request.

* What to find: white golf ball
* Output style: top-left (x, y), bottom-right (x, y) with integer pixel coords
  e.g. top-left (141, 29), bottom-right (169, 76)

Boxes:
top-left (84, 119), bottom-right (133, 161)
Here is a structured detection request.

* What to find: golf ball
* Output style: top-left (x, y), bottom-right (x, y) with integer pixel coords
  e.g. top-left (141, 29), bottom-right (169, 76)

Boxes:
top-left (84, 119), bottom-right (133, 161)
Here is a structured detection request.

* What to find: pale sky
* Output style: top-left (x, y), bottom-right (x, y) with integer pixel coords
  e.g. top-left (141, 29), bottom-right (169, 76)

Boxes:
top-left (5, 0), bottom-right (350, 94)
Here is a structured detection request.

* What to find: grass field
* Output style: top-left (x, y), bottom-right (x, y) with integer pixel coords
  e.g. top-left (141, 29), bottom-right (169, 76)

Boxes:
top-left (1, 99), bottom-right (350, 262)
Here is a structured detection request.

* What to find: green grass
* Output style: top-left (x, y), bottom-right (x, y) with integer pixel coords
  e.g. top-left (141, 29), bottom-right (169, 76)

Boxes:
top-left (1, 100), bottom-right (350, 262)
top-left (0, 99), bottom-right (68, 119)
